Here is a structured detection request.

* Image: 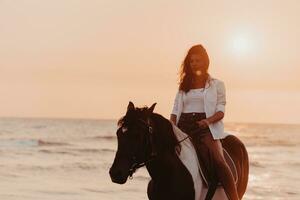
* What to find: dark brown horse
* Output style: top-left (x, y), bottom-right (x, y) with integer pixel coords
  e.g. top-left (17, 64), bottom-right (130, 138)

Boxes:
top-left (109, 102), bottom-right (249, 200)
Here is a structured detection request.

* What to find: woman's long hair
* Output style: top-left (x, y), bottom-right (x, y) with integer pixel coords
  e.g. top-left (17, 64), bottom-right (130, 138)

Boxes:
top-left (179, 44), bottom-right (211, 93)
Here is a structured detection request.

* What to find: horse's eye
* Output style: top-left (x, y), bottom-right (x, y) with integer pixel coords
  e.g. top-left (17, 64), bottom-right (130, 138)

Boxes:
top-left (122, 127), bottom-right (128, 133)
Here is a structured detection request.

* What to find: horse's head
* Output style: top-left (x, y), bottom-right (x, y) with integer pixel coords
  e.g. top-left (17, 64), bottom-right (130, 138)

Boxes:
top-left (109, 101), bottom-right (157, 184)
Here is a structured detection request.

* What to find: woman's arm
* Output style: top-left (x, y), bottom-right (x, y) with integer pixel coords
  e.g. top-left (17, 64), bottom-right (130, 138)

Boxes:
top-left (197, 80), bottom-right (226, 128)
top-left (205, 111), bottom-right (224, 124)
top-left (215, 80), bottom-right (226, 113)
top-left (170, 91), bottom-right (180, 124)
top-left (197, 111), bottom-right (224, 128)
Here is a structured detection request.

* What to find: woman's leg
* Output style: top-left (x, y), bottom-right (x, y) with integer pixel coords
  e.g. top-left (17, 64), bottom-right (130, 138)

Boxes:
top-left (201, 134), bottom-right (240, 200)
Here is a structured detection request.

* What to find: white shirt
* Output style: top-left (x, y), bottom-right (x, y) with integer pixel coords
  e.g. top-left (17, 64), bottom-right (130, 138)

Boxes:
top-left (182, 88), bottom-right (205, 113)
top-left (171, 75), bottom-right (228, 140)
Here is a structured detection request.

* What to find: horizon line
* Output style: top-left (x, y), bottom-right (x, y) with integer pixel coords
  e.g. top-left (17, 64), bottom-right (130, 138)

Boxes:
top-left (0, 115), bottom-right (299, 126)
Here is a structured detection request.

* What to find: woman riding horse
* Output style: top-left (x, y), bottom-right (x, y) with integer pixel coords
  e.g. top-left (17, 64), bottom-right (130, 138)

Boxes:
top-left (110, 101), bottom-right (248, 199)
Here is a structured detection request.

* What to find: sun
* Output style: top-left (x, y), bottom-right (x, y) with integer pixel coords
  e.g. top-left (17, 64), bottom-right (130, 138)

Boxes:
top-left (233, 36), bottom-right (251, 53)
top-left (228, 33), bottom-right (256, 57)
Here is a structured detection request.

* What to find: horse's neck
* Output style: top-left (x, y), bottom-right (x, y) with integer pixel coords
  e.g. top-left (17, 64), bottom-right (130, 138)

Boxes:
top-left (146, 152), bottom-right (179, 182)
top-left (146, 115), bottom-right (181, 180)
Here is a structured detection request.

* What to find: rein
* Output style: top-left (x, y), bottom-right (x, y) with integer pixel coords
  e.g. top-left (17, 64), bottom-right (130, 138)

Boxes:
top-left (176, 133), bottom-right (191, 143)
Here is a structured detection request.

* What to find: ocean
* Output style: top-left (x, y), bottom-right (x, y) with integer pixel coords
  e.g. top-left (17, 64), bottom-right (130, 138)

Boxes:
top-left (0, 117), bottom-right (299, 200)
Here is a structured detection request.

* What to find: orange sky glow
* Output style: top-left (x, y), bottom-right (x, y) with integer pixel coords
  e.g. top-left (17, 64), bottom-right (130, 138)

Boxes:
top-left (1, 0), bottom-right (300, 124)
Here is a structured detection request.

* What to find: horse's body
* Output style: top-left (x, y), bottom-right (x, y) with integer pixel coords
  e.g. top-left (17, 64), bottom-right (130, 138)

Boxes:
top-left (172, 124), bottom-right (249, 200)
top-left (109, 102), bottom-right (249, 200)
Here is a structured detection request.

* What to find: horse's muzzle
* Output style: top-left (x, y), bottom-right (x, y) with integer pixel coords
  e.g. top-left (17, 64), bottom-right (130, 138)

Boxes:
top-left (109, 167), bottom-right (128, 184)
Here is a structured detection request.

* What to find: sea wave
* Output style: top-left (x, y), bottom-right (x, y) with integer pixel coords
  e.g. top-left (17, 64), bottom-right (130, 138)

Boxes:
top-left (250, 161), bottom-right (265, 168)
top-left (100, 148), bottom-right (115, 153)
top-left (61, 162), bottom-right (99, 170)
top-left (32, 125), bottom-right (47, 129)
top-left (38, 149), bottom-right (78, 156)
top-left (87, 135), bottom-right (116, 140)
top-left (0, 139), bottom-right (38, 148)
top-left (67, 148), bottom-right (115, 154)
top-left (0, 139), bottom-right (71, 148)
top-left (14, 163), bottom-right (100, 171)
top-left (37, 140), bottom-right (70, 146)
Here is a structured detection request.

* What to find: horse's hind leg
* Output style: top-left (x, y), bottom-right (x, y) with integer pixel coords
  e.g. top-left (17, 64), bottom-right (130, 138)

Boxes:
top-left (221, 135), bottom-right (249, 199)
top-left (205, 182), bottom-right (217, 200)
top-left (147, 180), bottom-right (154, 200)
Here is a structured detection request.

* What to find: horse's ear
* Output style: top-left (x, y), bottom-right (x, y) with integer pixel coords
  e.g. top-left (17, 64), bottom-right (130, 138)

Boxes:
top-left (148, 103), bottom-right (157, 113)
top-left (127, 101), bottom-right (135, 111)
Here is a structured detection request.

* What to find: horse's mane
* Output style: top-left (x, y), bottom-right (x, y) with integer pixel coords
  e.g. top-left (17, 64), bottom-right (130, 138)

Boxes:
top-left (117, 106), bottom-right (180, 154)
top-left (150, 113), bottom-right (181, 154)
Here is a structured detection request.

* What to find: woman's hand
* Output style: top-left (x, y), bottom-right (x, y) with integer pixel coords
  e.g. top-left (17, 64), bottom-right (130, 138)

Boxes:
top-left (169, 114), bottom-right (177, 125)
top-left (196, 119), bottom-right (210, 128)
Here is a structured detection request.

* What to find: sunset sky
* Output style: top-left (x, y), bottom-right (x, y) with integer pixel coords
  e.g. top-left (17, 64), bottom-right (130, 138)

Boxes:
top-left (1, 0), bottom-right (300, 124)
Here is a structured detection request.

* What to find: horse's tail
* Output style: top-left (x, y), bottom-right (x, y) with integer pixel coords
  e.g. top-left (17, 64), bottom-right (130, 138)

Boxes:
top-left (221, 135), bottom-right (249, 199)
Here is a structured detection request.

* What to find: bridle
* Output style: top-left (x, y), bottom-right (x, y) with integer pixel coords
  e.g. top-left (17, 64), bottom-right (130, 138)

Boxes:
top-left (127, 117), bottom-right (191, 179)
top-left (128, 118), bottom-right (156, 178)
